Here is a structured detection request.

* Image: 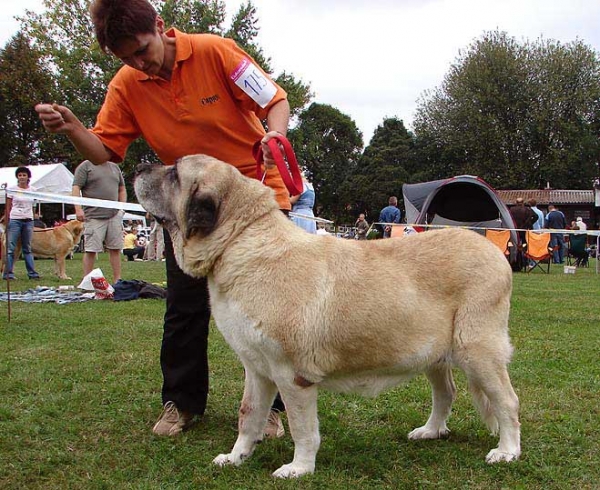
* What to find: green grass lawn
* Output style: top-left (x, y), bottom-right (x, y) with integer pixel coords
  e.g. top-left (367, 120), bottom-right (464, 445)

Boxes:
top-left (1, 254), bottom-right (599, 489)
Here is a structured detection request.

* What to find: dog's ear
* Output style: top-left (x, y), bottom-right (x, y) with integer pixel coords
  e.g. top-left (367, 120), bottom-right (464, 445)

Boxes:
top-left (185, 191), bottom-right (218, 239)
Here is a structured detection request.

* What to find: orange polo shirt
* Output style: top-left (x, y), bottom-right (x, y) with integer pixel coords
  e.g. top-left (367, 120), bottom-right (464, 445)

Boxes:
top-left (91, 29), bottom-right (290, 209)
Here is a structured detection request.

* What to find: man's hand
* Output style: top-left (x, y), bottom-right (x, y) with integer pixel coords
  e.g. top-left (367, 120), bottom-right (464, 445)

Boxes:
top-left (260, 131), bottom-right (284, 170)
top-left (35, 103), bottom-right (113, 164)
top-left (35, 103), bottom-right (77, 134)
top-left (75, 209), bottom-right (85, 222)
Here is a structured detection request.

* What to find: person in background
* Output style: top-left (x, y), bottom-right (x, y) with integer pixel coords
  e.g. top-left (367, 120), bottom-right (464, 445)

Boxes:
top-left (123, 227), bottom-right (145, 261)
top-left (316, 225), bottom-right (330, 235)
top-left (545, 204), bottom-right (567, 264)
top-left (33, 211), bottom-right (47, 229)
top-left (290, 176), bottom-right (317, 234)
top-left (510, 197), bottom-right (537, 251)
top-left (3, 167), bottom-right (41, 280)
top-left (72, 160), bottom-right (127, 283)
top-left (355, 213), bottom-right (369, 240)
top-left (576, 217), bottom-right (587, 231)
top-left (528, 199), bottom-right (544, 230)
top-left (145, 212), bottom-right (164, 261)
top-left (36, 0), bottom-right (290, 438)
top-left (379, 196), bottom-right (401, 238)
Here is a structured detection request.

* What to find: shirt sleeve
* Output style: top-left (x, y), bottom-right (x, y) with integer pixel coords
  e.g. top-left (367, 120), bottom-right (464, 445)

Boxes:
top-left (91, 80), bottom-right (142, 163)
top-left (72, 162), bottom-right (88, 189)
top-left (220, 38), bottom-right (287, 118)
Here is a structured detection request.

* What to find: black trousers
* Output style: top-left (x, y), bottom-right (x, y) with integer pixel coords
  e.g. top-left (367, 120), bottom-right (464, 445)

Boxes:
top-left (161, 230), bottom-right (285, 414)
top-left (123, 246), bottom-right (145, 261)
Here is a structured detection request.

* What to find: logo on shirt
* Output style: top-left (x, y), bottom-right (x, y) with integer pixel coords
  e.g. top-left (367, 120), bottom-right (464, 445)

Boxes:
top-left (201, 94), bottom-right (220, 106)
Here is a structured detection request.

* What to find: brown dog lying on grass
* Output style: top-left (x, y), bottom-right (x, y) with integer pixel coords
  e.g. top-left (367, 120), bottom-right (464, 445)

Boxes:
top-left (1, 220), bottom-right (84, 280)
top-left (134, 155), bottom-right (521, 478)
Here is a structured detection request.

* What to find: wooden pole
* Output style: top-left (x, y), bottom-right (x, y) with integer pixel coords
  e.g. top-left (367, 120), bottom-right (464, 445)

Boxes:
top-left (2, 185), bottom-right (11, 322)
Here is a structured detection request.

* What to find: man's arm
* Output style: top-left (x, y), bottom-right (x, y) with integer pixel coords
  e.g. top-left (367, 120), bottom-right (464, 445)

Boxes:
top-left (260, 99), bottom-right (291, 169)
top-left (118, 184), bottom-right (127, 203)
top-left (265, 99), bottom-right (290, 136)
top-left (35, 103), bottom-right (113, 164)
top-left (394, 209), bottom-right (401, 223)
top-left (72, 185), bottom-right (85, 222)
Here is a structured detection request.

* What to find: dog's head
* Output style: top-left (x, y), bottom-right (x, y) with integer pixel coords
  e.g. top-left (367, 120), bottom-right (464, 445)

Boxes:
top-left (134, 154), bottom-right (279, 276)
top-left (65, 220), bottom-right (85, 244)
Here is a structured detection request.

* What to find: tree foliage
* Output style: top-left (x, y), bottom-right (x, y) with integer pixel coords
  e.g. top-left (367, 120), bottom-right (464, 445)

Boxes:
top-left (289, 103), bottom-right (363, 221)
top-left (348, 117), bottom-right (415, 220)
top-left (0, 32), bottom-right (62, 166)
top-left (413, 31), bottom-right (600, 190)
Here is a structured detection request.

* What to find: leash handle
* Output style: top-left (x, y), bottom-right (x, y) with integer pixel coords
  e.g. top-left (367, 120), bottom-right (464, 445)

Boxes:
top-left (253, 134), bottom-right (303, 196)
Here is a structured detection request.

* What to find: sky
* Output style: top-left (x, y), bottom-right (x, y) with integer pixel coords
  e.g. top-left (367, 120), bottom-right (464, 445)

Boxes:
top-left (1, 0), bottom-right (599, 144)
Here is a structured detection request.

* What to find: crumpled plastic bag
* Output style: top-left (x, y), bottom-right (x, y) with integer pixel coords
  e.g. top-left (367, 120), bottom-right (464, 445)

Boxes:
top-left (77, 268), bottom-right (114, 300)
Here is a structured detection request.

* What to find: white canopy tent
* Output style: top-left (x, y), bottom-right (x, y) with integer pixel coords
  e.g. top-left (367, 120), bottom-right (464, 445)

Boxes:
top-left (0, 163), bottom-right (74, 204)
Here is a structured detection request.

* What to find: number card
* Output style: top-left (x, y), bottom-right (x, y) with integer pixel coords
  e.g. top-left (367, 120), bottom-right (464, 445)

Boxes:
top-left (230, 58), bottom-right (277, 108)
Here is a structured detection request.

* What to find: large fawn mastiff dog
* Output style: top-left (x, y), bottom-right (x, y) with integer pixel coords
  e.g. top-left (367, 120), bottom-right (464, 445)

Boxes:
top-left (1, 220), bottom-right (84, 280)
top-left (134, 155), bottom-right (520, 478)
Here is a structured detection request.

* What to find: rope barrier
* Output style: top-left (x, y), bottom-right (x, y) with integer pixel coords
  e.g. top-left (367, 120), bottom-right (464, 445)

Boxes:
top-left (5, 188), bottom-right (145, 213)
top-left (4, 187), bottom-right (334, 224)
top-left (374, 221), bottom-right (600, 236)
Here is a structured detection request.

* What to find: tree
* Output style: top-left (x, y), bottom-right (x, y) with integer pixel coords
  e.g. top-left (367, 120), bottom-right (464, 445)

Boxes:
top-left (348, 117), bottom-right (415, 220)
top-left (413, 31), bottom-right (600, 189)
top-left (0, 33), bottom-right (61, 166)
top-left (289, 103), bottom-right (363, 221)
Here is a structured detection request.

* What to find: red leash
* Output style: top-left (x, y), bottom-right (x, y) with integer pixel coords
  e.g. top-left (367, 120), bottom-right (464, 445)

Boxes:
top-left (253, 134), bottom-right (303, 196)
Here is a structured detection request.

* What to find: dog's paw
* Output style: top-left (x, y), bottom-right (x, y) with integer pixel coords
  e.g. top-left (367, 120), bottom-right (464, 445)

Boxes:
top-left (485, 448), bottom-right (519, 464)
top-left (408, 425), bottom-right (450, 440)
top-left (272, 463), bottom-right (314, 479)
top-left (213, 453), bottom-right (244, 467)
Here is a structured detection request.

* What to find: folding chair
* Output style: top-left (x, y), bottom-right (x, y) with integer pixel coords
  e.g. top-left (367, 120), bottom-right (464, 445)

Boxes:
top-left (524, 230), bottom-right (553, 273)
top-left (567, 233), bottom-right (589, 267)
top-left (485, 229), bottom-right (513, 259)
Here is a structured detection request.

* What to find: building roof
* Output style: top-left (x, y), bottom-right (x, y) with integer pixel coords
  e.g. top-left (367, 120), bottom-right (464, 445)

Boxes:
top-left (496, 189), bottom-right (594, 206)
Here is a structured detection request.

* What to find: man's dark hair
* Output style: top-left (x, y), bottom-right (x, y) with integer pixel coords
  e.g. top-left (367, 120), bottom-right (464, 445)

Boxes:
top-left (90, 0), bottom-right (158, 53)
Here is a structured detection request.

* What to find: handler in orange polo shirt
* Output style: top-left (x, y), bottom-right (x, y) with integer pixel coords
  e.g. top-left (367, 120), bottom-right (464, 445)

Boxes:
top-left (36, 0), bottom-right (289, 438)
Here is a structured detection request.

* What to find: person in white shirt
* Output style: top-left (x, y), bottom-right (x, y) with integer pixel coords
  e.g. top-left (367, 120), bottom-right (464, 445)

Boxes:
top-left (576, 217), bottom-right (588, 231)
top-left (3, 167), bottom-right (41, 280)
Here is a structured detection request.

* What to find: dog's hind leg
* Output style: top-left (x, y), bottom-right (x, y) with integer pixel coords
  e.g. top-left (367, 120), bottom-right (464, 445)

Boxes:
top-left (213, 368), bottom-right (278, 468)
top-left (271, 382), bottom-right (320, 478)
top-left (408, 361), bottom-right (456, 440)
top-left (462, 358), bottom-right (520, 463)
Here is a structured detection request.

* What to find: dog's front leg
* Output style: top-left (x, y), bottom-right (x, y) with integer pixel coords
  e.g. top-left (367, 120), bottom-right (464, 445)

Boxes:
top-left (55, 256), bottom-right (68, 279)
top-left (272, 383), bottom-right (320, 478)
top-left (213, 368), bottom-right (277, 468)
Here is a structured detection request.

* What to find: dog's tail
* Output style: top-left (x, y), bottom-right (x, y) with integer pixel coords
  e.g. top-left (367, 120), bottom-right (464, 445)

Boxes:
top-left (468, 383), bottom-right (499, 435)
